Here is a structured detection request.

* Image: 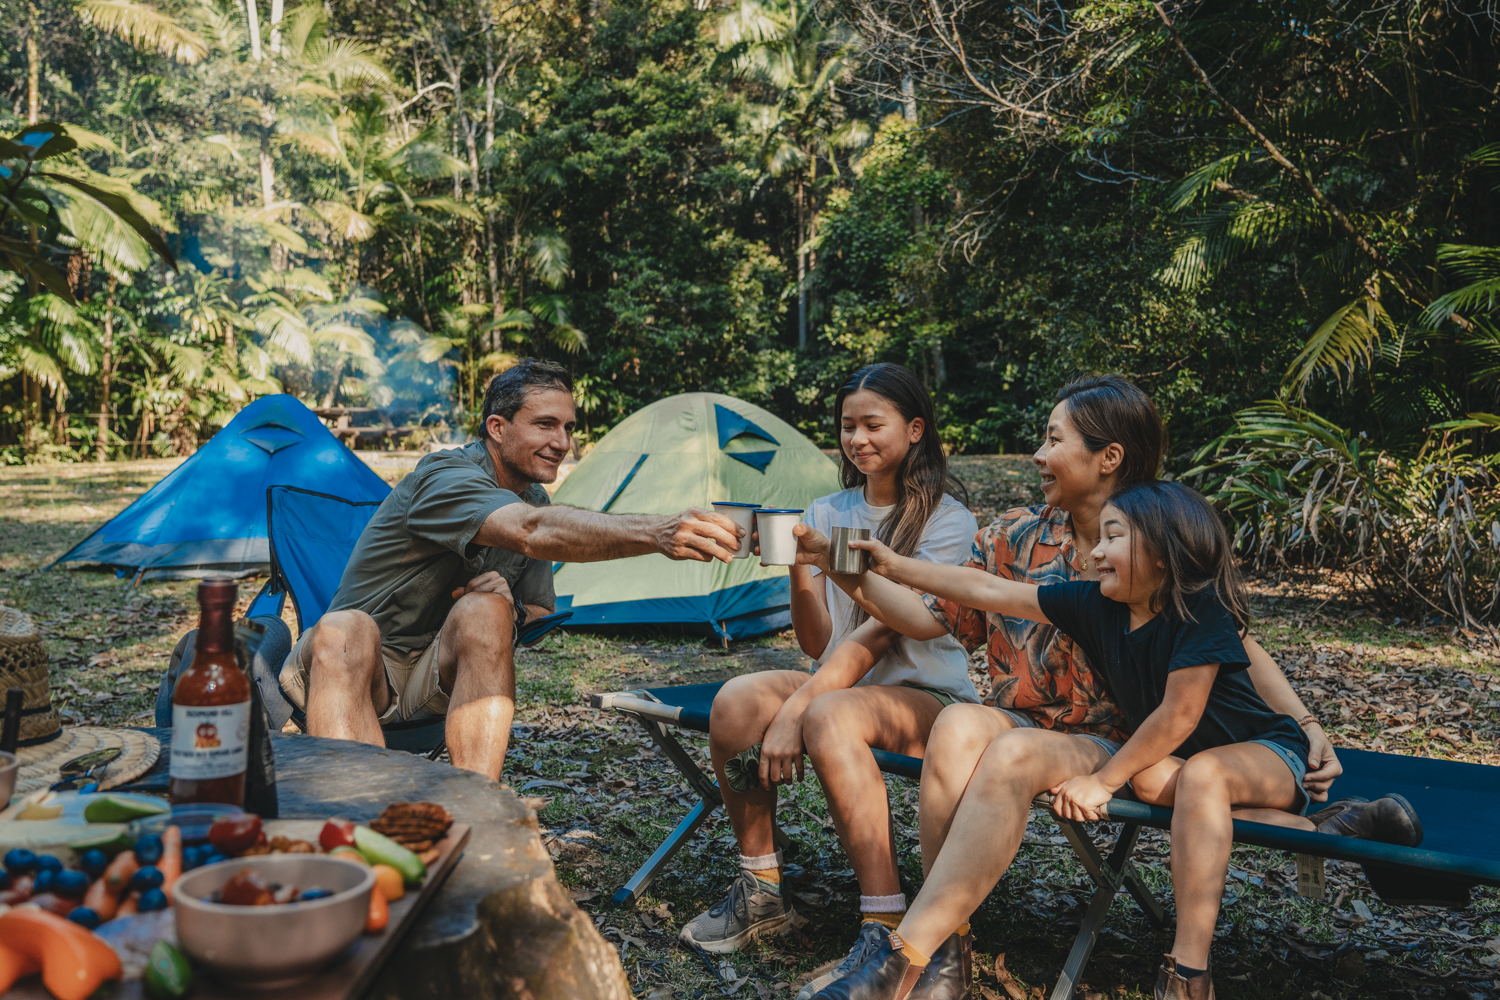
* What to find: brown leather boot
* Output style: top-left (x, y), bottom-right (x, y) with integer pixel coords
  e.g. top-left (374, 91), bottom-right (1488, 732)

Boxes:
top-left (1311, 794), bottom-right (1423, 847)
top-left (910, 931), bottom-right (971, 998)
top-left (1154, 955), bottom-right (1214, 1000)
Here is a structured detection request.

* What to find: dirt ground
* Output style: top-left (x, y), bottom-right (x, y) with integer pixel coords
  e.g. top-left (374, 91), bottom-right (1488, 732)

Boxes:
top-left (1, 456), bottom-right (1497, 1000)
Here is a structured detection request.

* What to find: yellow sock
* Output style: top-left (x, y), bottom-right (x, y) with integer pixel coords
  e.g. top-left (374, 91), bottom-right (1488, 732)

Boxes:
top-left (955, 923), bottom-right (970, 937)
top-left (750, 866), bottom-right (781, 884)
top-left (862, 911), bottom-right (904, 930)
top-left (891, 933), bottom-right (930, 968)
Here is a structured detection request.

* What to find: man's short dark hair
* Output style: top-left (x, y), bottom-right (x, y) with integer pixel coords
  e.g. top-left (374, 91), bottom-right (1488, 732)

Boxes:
top-left (482, 358), bottom-right (573, 425)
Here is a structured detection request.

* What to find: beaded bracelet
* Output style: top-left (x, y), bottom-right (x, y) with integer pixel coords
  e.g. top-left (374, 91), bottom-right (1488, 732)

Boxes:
top-left (1297, 714), bottom-right (1319, 728)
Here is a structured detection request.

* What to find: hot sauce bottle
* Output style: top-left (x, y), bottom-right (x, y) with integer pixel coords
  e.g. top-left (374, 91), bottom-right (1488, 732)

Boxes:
top-left (170, 580), bottom-right (250, 808)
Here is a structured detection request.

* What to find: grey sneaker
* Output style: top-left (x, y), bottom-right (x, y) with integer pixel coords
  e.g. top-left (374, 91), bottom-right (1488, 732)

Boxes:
top-left (797, 920), bottom-right (891, 1000)
top-left (679, 869), bottom-right (798, 954)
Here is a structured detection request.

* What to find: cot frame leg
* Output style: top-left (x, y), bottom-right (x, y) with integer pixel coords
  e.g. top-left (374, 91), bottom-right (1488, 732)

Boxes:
top-left (1048, 821), bottom-right (1166, 1000)
top-left (610, 713), bottom-right (733, 909)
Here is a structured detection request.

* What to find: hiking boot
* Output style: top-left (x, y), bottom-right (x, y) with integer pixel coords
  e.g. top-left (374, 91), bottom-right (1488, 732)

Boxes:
top-left (1305, 797), bottom-right (1368, 828)
top-left (1311, 794), bottom-right (1423, 847)
top-left (797, 920), bottom-right (890, 1000)
top-left (678, 869), bottom-right (798, 954)
top-left (1154, 955), bottom-right (1214, 1000)
top-left (813, 933), bottom-right (966, 1000)
top-left (911, 930), bottom-right (971, 998)
top-left (812, 937), bottom-right (919, 1000)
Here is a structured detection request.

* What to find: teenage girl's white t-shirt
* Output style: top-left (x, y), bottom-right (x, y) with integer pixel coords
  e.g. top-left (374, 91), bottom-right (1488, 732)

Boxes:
top-left (802, 488), bottom-right (980, 704)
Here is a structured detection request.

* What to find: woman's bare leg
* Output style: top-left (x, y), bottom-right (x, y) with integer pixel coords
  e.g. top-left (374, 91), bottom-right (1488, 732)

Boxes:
top-left (1167, 744), bottom-right (1310, 969)
top-left (897, 730), bottom-right (1110, 956)
top-left (707, 670), bottom-right (810, 857)
top-left (916, 704), bottom-right (1020, 873)
top-left (802, 686), bottom-right (945, 897)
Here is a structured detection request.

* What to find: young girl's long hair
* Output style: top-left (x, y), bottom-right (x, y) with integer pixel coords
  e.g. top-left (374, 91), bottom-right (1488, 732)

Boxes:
top-left (834, 363), bottom-right (969, 558)
top-left (1106, 480), bottom-right (1248, 629)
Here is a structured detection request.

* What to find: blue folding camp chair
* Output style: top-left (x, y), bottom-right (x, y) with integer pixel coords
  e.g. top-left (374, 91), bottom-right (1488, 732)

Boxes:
top-left (595, 680), bottom-right (1500, 1000)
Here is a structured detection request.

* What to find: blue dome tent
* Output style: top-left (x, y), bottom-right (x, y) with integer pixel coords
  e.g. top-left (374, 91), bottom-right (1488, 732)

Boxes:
top-left (53, 395), bottom-right (391, 579)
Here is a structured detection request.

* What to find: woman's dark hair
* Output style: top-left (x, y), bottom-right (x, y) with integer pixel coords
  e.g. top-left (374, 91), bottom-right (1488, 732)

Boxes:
top-left (1054, 375), bottom-right (1165, 486)
top-left (834, 363), bottom-right (968, 558)
top-left (1105, 480), bottom-right (1248, 630)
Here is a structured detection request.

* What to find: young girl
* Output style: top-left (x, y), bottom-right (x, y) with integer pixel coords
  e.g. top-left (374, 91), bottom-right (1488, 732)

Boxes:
top-left (817, 480), bottom-right (1419, 1000)
top-left (680, 364), bottom-right (979, 997)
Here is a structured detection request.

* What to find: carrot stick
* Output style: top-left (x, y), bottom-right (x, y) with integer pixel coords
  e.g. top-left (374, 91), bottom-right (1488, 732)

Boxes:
top-left (159, 826), bottom-right (182, 904)
top-left (115, 893), bottom-right (139, 917)
top-left (102, 852), bottom-right (138, 896)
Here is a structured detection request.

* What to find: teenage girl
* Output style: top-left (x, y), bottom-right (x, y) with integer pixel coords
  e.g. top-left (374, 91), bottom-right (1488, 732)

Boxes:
top-left (813, 480), bottom-right (1419, 1000)
top-left (680, 364), bottom-right (979, 999)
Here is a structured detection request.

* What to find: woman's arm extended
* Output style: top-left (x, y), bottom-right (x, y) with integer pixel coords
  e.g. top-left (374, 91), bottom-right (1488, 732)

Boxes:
top-left (758, 619), bottom-right (897, 787)
top-left (1051, 664), bottom-right (1218, 821)
top-left (792, 525), bottom-right (949, 640)
top-left (848, 536), bottom-right (1048, 623)
top-left (1244, 636), bottom-right (1342, 799)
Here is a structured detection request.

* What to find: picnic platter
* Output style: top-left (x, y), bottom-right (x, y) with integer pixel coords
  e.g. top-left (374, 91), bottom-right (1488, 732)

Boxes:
top-left (1, 818), bottom-right (470, 1000)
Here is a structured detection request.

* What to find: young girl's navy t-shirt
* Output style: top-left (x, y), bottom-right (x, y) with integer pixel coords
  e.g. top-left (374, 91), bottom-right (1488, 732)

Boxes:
top-left (1036, 582), bottom-right (1308, 763)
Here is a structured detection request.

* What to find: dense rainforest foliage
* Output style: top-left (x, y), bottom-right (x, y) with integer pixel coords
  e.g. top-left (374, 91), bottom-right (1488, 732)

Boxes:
top-left (2, 0), bottom-right (1498, 622)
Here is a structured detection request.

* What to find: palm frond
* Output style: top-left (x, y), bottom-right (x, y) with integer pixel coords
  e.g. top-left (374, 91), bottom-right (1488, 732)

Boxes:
top-left (81, 0), bottom-right (209, 63)
top-left (529, 232), bottom-right (571, 289)
top-left (1284, 296), bottom-right (1395, 396)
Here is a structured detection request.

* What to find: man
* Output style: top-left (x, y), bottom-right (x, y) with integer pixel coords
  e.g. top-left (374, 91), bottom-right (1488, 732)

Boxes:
top-left (280, 358), bottom-right (742, 779)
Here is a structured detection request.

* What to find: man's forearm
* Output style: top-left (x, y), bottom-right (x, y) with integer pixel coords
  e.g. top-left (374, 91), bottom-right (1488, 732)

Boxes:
top-left (479, 504), bottom-right (660, 562)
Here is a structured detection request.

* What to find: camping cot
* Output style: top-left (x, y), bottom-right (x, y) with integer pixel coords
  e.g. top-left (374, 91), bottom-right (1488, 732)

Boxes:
top-left (592, 681), bottom-right (1500, 1000)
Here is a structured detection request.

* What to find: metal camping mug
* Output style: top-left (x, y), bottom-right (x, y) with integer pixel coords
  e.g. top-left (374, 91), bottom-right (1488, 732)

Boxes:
top-left (829, 526), bottom-right (871, 573)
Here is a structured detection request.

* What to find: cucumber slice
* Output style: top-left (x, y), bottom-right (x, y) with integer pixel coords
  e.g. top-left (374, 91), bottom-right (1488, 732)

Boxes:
top-left (83, 794), bottom-right (170, 823)
top-left (354, 826), bottom-right (426, 884)
top-left (145, 940), bottom-right (194, 999)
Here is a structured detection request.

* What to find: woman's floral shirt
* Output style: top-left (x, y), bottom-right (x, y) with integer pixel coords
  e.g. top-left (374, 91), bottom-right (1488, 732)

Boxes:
top-left (924, 505), bottom-right (1131, 742)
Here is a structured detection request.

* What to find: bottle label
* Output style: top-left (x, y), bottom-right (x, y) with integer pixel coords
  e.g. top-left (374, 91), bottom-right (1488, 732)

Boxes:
top-left (170, 702), bottom-right (250, 780)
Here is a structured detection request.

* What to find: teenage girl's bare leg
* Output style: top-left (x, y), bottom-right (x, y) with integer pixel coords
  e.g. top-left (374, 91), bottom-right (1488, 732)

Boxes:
top-left (916, 704), bottom-right (1021, 872)
top-left (707, 671), bottom-right (810, 858)
top-left (897, 729), bottom-right (1110, 956)
top-left (802, 686), bottom-right (945, 897)
top-left (1146, 743), bottom-right (1313, 969)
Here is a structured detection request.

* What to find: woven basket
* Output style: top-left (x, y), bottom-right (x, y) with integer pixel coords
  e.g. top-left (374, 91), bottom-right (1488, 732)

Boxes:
top-left (0, 605), bottom-right (61, 746)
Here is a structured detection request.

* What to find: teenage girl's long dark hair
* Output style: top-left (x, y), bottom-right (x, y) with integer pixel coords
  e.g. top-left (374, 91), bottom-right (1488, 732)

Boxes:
top-left (834, 363), bottom-right (969, 558)
top-left (1106, 480), bottom-right (1249, 630)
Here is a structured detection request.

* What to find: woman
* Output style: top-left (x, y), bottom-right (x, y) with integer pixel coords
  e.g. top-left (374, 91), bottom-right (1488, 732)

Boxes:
top-left (679, 364), bottom-right (978, 998)
top-left (791, 375), bottom-right (1346, 1000)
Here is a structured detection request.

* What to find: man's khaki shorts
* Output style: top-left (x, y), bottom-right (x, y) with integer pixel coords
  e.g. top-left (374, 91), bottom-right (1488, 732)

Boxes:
top-left (281, 624), bottom-right (449, 725)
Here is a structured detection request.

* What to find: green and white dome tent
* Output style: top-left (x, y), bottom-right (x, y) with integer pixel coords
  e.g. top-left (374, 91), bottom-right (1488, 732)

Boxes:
top-left (551, 392), bottom-right (840, 641)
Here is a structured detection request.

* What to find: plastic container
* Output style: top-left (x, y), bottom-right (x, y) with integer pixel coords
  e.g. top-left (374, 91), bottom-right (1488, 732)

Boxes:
top-left (130, 804), bottom-right (245, 845)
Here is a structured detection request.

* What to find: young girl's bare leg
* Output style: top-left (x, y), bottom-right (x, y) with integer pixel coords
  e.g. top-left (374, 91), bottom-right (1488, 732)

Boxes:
top-left (915, 704), bottom-right (1021, 873)
top-left (707, 670), bottom-right (810, 855)
top-left (1166, 743), bottom-right (1308, 969)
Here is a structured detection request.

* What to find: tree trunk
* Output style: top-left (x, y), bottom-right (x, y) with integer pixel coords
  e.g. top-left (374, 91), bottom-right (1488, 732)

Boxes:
top-left (901, 74), bottom-right (917, 123)
top-left (269, 0), bottom-right (283, 55)
top-left (26, 4), bottom-right (40, 124)
top-left (322, 359), bottom-right (344, 407)
top-left (245, 0), bottom-right (263, 62)
top-left (95, 277), bottom-right (116, 462)
top-left (796, 180), bottom-right (806, 350)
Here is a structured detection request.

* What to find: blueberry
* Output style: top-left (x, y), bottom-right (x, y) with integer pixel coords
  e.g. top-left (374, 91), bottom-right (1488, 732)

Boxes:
top-left (129, 866), bottom-right (165, 892)
top-left (0, 871), bottom-right (11, 890)
top-left (181, 846), bottom-right (203, 871)
top-left (33, 869), bottom-right (55, 893)
top-left (79, 849), bottom-right (108, 879)
top-left (67, 907), bottom-right (101, 929)
top-left (133, 834), bottom-right (164, 865)
top-left (35, 855), bottom-right (63, 874)
top-left (200, 852), bottom-right (226, 867)
top-left (4, 849), bottom-right (37, 873)
top-left (298, 887), bottom-right (334, 901)
top-left (137, 887), bottom-right (168, 912)
top-left (53, 870), bottom-right (90, 898)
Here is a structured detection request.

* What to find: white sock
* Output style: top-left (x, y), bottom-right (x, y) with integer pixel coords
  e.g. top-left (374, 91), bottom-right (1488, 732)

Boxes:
top-left (739, 851), bottom-right (783, 871)
top-left (859, 893), bottom-right (906, 913)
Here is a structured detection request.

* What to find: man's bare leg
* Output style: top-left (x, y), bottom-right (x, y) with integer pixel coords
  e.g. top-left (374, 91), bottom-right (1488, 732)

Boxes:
top-left (802, 686), bottom-right (943, 897)
top-left (437, 591), bottom-right (516, 780)
top-left (916, 704), bottom-right (1020, 873)
top-left (707, 670), bottom-right (810, 857)
top-left (897, 729), bottom-right (1109, 956)
top-left (306, 611), bottom-right (388, 745)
